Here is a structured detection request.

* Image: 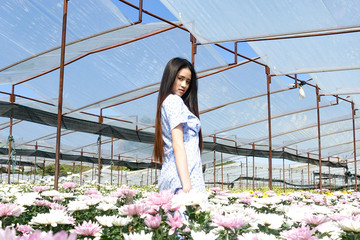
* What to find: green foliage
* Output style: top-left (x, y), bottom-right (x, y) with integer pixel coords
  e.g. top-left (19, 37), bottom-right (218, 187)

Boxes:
top-left (23, 164), bottom-right (92, 176)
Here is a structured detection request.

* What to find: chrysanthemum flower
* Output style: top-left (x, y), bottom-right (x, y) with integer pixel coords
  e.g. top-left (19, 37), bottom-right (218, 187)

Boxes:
top-left (280, 224), bottom-right (318, 240)
top-left (210, 214), bottom-right (246, 233)
top-left (62, 182), bottom-right (78, 190)
top-left (166, 211), bottom-right (183, 235)
top-left (72, 220), bottom-right (102, 236)
top-left (123, 230), bottom-right (153, 240)
top-left (0, 203), bottom-right (24, 217)
top-left (144, 214), bottom-right (161, 229)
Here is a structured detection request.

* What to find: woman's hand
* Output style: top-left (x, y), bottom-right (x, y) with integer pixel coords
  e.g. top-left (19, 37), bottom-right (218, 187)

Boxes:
top-left (182, 183), bottom-right (192, 193)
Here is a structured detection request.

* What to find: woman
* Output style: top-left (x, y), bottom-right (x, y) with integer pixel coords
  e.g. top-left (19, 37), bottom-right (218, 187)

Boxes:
top-left (154, 57), bottom-right (206, 194)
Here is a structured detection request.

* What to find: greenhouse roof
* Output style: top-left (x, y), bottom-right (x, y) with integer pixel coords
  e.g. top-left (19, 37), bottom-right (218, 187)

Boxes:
top-left (1, 0), bottom-right (359, 186)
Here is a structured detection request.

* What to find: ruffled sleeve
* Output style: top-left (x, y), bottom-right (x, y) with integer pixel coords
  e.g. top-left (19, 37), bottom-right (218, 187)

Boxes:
top-left (162, 94), bottom-right (188, 130)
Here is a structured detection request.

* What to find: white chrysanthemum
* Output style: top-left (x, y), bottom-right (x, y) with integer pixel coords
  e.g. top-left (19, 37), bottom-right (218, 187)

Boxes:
top-left (60, 192), bottom-right (75, 199)
top-left (41, 190), bottom-right (61, 197)
top-left (285, 206), bottom-right (311, 222)
top-left (85, 198), bottom-right (101, 206)
top-left (253, 196), bottom-right (281, 206)
top-left (14, 192), bottom-right (40, 206)
top-left (338, 218), bottom-right (360, 232)
top-left (171, 190), bottom-right (208, 207)
top-left (210, 197), bottom-right (229, 205)
top-left (113, 216), bottom-right (132, 226)
top-left (123, 230), bottom-right (153, 240)
top-left (96, 215), bottom-right (116, 227)
top-left (317, 221), bottom-right (343, 239)
top-left (238, 232), bottom-right (278, 240)
top-left (218, 204), bottom-right (244, 214)
top-left (191, 230), bottom-right (217, 240)
top-left (100, 196), bottom-right (117, 205)
top-left (67, 200), bottom-right (89, 211)
top-left (337, 204), bottom-right (360, 216)
top-left (254, 213), bottom-right (284, 230)
top-left (311, 205), bottom-right (333, 215)
top-left (96, 202), bottom-right (116, 211)
top-left (29, 209), bottom-right (74, 227)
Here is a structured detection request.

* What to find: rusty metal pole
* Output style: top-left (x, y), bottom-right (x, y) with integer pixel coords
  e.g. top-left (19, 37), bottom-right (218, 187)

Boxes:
top-left (97, 111), bottom-right (103, 189)
top-left (316, 85), bottom-right (322, 191)
top-left (18, 156), bottom-right (21, 183)
top-left (42, 159), bottom-right (45, 178)
top-left (246, 156), bottom-right (248, 189)
top-left (213, 135), bottom-right (216, 187)
top-left (252, 143), bottom-right (255, 190)
top-left (138, 0), bottom-right (143, 23)
top-left (34, 141), bottom-right (38, 183)
top-left (266, 66), bottom-right (273, 189)
top-left (352, 102), bottom-right (358, 191)
top-left (283, 147), bottom-right (285, 192)
top-left (328, 157), bottom-right (331, 187)
top-left (221, 152), bottom-right (223, 189)
top-left (111, 137), bottom-right (113, 185)
top-left (8, 88), bottom-right (15, 184)
top-left (80, 149), bottom-right (83, 185)
top-left (118, 155), bottom-right (120, 186)
top-left (308, 153), bottom-right (310, 190)
top-left (54, 0), bottom-right (69, 190)
top-left (234, 42), bottom-right (238, 64)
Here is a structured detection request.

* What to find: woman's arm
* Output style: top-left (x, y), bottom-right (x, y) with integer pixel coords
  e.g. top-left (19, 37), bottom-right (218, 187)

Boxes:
top-left (171, 124), bottom-right (192, 193)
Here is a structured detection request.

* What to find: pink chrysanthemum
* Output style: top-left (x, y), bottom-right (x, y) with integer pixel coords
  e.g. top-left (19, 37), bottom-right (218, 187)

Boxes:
top-left (210, 214), bottom-right (246, 233)
top-left (280, 224), bottom-right (318, 240)
top-left (144, 214), bottom-right (162, 229)
top-left (16, 224), bottom-right (34, 235)
top-left (62, 182), bottom-right (78, 190)
top-left (72, 220), bottom-right (102, 236)
top-left (0, 203), bottom-right (24, 217)
top-left (32, 185), bottom-right (50, 192)
top-left (27, 230), bottom-right (77, 240)
top-left (84, 188), bottom-right (100, 196)
top-left (119, 203), bottom-right (147, 216)
top-left (111, 187), bottom-right (137, 197)
top-left (166, 211), bottom-right (183, 235)
top-left (35, 200), bottom-right (52, 207)
top-left (50, 202), bottom-right (67, 211)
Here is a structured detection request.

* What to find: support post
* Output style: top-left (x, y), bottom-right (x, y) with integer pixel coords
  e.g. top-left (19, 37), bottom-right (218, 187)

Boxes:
top-left (54, 0), bottom-right (69, 190)
top-left (34, 141), bottom-right (38, 183)
top-left (252, 143), bottom-right (255, 190)
top-left (266, 66), bottom-right (273, 189)
top-left (307, 153), bottom-right (310, 190)
top-left (283, 147), bottom-right (285, 192)
top-left (97, 111), bottom-right (103, 190)
top-left (221, 152), bottom-right (223, 189)
top-left (80, 149), bottom-right (83, 184)
top-left (352, 102), bottom-right (358, 191)
top-left (213, 135), bottom-right (216, 187)
top-left (111, 137), bottom-right (113, 185)
top-left (316, 85), bottom-right (322, 191)
top-left (8, 87), bottom-right (15, 184)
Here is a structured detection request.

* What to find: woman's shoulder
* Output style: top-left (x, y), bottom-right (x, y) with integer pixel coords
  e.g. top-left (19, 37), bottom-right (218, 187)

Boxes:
top-left (163, 94), bottom-right (184, 106)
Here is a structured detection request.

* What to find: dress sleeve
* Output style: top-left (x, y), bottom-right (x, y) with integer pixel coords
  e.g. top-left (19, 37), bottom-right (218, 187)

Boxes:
top-left (162, 94), bottom-right (188, 131)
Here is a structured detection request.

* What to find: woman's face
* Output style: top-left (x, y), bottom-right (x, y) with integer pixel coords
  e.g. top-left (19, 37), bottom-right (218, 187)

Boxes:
top-left (171, 67), bottom-right (191, 97)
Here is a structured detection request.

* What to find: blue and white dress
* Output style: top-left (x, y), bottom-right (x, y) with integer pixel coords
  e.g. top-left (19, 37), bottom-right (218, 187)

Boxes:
top-left (158, 94), bottom-right (206, 194)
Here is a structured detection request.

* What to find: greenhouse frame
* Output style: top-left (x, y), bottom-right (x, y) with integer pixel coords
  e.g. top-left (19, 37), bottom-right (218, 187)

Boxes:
top-left (1, 0), bottom-right (360, 191)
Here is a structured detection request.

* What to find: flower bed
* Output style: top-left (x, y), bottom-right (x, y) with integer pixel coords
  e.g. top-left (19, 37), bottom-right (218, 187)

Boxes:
top-left (0, 179), bottom-right (360, 239)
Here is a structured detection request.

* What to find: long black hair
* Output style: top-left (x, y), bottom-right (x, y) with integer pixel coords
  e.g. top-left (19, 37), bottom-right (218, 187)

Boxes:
top-left (153, 57), bottom-right (203, 164)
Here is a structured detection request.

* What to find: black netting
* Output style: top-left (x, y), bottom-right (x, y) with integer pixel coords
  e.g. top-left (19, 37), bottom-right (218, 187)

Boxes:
top-left (0, 101), bottom-right (348, 169)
